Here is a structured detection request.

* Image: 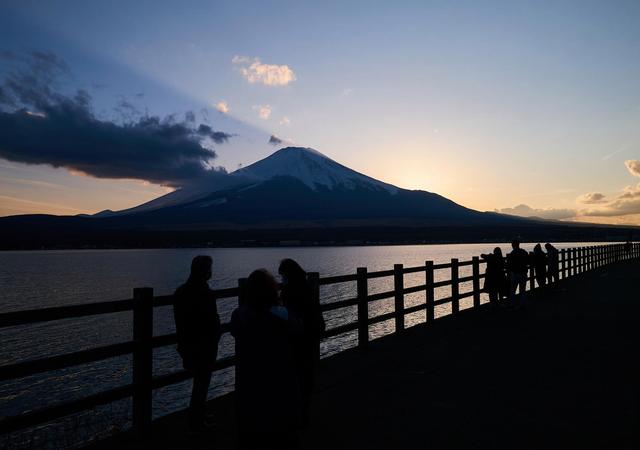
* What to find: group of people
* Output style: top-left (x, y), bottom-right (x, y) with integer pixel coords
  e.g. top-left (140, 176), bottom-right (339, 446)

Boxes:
top-left (172, 240), bottom-right (563, 447)
top-left (172, 256), bottom-right (325, 449)
top-left (481, 239), bottom-right (560, 307)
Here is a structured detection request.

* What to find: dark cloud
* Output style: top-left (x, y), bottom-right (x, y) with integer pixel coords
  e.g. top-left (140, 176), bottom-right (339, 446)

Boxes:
top-left (0, 51), bottom-right (233, 188)
top-left (268, 134), bottom-right (283, 145)
top-left (495, 204), bottom-right (576, 220)
top-left (197, 124), bottom-right (233, 144)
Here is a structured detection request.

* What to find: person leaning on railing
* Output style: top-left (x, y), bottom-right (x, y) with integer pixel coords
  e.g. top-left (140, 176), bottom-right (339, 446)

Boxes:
top-left (173, 255), bottom-right (221, 433)
top-left (545, 243), bottom-right (560, 284)
top-left (506, 239), bottom-right (529, 308)
top-left (480, 247), bottom-right (508, 306)
top-left (532, 244), bottom-right (548, 288)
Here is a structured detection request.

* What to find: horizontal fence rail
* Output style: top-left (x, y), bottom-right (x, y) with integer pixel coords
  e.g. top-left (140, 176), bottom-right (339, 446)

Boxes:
top-left (0, 242), bottom-right (638, 437)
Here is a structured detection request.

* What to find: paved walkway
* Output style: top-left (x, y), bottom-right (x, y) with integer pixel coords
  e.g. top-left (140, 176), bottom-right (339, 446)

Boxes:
top-left (90, 260), bottom-right (639, 450)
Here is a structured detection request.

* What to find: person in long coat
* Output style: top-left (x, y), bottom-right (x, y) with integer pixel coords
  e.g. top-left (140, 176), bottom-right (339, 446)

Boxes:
top-left (545, 243), bottom-right (560, 284)
top-left (532, 244), bottom-right (548, 288)
top-left (173, 255), bottom-right (221, 432)
top-left (231, 269), bottom-right (302, 449)
top-left (481, 247), bottom-right (508, 304)
top-left (278, 258), bottom-right (326, 426)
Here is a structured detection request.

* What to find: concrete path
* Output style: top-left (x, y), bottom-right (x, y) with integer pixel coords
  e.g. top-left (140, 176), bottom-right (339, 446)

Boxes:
top-left (89, 260), bottom-right (639, 450)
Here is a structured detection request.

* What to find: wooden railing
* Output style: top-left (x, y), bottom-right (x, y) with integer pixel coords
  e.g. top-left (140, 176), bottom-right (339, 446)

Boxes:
top-left (0, 243), bottom-right (637, 438)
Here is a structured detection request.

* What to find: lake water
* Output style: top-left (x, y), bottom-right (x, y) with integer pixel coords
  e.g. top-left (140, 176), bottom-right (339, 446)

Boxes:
top-left (0, 242), bottom-right (604, 446)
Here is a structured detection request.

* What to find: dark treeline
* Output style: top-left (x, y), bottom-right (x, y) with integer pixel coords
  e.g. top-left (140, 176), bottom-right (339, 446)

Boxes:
top-left (0, 215), bottom-right (637, 249)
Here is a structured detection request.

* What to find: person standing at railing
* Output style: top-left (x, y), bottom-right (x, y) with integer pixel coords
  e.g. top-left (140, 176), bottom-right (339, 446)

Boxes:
top-left (231, 269), bottom-right (302, 450)
top-left (532, 244), bottom-right (548, 288)
top-left (173, 255), bottom-right (221, 433)
top-left (279, 258), bottom-right (326, 427)
top-left (507, 239), bottom-right (529, 308)
top-left (545, 243), bottom-right (560, 284)
top-left (480, 247), bottom-right (507, 306)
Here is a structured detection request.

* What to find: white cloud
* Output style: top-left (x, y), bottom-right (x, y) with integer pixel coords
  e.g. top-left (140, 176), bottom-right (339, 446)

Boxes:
top-left (584, 182), bottom-right (640, 217)
top-left (215, 101), bottom-right (229, 114)
top-left (578, 161), bottom-right (640, 218)
top-left (577, 192), bottom-right (607, 204)
top-left (232, 55), bottom-right (296, 86)
top-left (601, 145), bottom-right (629, 161)
top-left (624, 160), bottom-right (640, 177)
top-left (279, 116), bottom-right (290, 126)
top-left (341, 88), bottom-right (353, 96)
top-left (495, 204), bottom-right (577, 220)
top-left (252, 104), bottom-right (272, 120)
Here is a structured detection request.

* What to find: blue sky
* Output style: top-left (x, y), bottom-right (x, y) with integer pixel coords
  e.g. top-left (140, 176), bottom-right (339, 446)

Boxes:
top-left (1, 0), bottom-right (640, 223)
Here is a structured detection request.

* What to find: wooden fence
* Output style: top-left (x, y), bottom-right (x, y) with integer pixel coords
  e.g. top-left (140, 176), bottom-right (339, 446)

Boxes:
top-left (0, 242), bottom-right (637, 438)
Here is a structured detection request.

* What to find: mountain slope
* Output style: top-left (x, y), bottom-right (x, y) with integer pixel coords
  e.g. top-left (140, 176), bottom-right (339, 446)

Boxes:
top-left (93, 147), bottom-right (522, 228)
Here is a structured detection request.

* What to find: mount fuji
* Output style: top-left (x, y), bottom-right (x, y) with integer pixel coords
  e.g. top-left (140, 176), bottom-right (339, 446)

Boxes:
top-left (91, 146), bottom-right (516, 228)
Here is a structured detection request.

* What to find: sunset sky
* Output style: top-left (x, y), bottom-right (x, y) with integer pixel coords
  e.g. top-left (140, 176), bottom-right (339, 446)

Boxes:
top-left (1, 0), bottom-right (640, 224)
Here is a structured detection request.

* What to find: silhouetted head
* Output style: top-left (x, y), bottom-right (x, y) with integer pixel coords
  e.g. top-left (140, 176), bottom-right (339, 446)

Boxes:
top-left (544, 243), bottom-right (553, 251)
top-left (534, 243), bottom-right (542, 253)
top-left (493, 247), bottom-right (503, 258)
top-left (278, 258), bottom-right (306, 285)
top-left (511, 239), bottom-right (520, 250)
top-left (246, 269), bottom-right (279, 310)
top-left (189, 255), bottom-right (212, 283)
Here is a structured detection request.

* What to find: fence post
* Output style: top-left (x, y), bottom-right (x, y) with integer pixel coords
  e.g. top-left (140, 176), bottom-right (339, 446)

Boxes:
top-left (579, 247), bottom-right (583, 273)
top-left (596, 246), bottom-right (601, 268)
top-left (450, 259), bottom-right (459, 315)
top-left (472, 256), bottom-right (481, 308)
top-left (585, 247), bottom-right (589, 271)
top-left (425, 261), bottom-right (435, 323)
top-left (617, 244), bottom-right (621, 262)
top-left (357, 268), bottom-right (368, 349)
top-left (561, 249), bottom-right (566, 279)
top-left (586, 247), bottom-right (591, 271)
top-left (132, 287), bottom-right (153, 438)
top-left (570, 248), bottom-right (575, 276)
top-left (393, 264), bottom-right (404, 333)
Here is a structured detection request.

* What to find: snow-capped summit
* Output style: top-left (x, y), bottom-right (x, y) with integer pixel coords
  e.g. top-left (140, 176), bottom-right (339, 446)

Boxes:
top-left (232, 147), bottom-right (398, 193)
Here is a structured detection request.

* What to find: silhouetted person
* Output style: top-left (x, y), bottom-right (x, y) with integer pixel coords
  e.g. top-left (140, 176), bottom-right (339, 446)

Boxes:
top-left (532, 244), bottom-right (547, 288)
top-left (507, 239), bottom-right (529, 307)
top-left (231, 269), bottom-right (301, 450)
top-left (545, 243), bottom-right (560, 284)
top-left (480, 247), bottom-right (507, 305)
top-left (173, 255), bottom-right (221, 432)
top-left (279, 258), bottom-right (326, 426)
